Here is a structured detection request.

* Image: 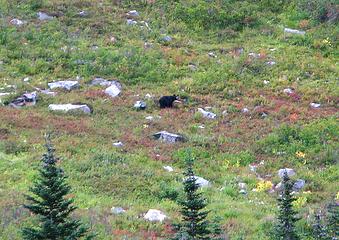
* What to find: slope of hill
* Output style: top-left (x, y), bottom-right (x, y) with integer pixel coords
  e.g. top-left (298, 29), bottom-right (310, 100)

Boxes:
top-left (0, 0), bottom-right (338, 239)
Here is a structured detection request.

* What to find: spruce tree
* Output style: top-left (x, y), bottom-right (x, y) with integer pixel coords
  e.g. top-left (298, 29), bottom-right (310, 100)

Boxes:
top-left (173, 154), bottom-right (211, 240)
top-left (22, 136), bottom-right (93, 240)
top-left (275, 171), bottom-right (300, 240)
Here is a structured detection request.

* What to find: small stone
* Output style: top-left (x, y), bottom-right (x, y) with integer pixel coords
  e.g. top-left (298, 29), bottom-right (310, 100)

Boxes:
top-left (78, 11), bottom-right (89, 17)
top-left (242, 108), bottom-right (250, 113)
top-left (208, 52), bottom-right (217, 58)
top-left (23, 77), bottom-right (30, 82)
top-left (0, 92), bottom-right (11, 97)
top-left (144, 209), bottom-right (167, 222)
top-left (161, 36), bottom-right (172, 42)
top-left (145, 116), bottom-right (154, 121)
top-left (10, 19), bottom-right (26, 26)
top-left (111, 207), bottom-right (126, 215)
top-left (278, 168), bottom-right (295, 179)
top-left (238, 182), bottom-right (247, 190)
top-left (266, 61), bottom-right (276, 66)
top-left (145, 93), bottom-right (152, 99)
top-left (163, 166), bottom-right (174, 172)
top-left (127, 19), bottom-right (137, 25)
top-left (134, 101), bottom-right (147, 110)
top-left (197, 125), bottom-right (205, 129)
top-left (127, 10), bottom-right (139, 17)
top-left (310, 102), bottom-right (321, 108)
top-left (37, 12), bottom-right (54, 21)
top-left (239, 189), bottom-right (247, 195)
top-left (40, 89), bottom-right (57, 96)
top-left (144, 42), bottom-right (153, 49)
top-left (153, 131), bottom-right (185, 143)
top-left (188, 64), bottom-right (198, 71)
top-left (197, 108), bottom-right (217, 119)
top-left (90, 78), bottom-right (117, 87)
top-left (283, 88), bottom-right (294, 94)
top-left (113, 142), bottom-right (124, 147)
top-left (263, 80), bottom-right (270, 85)
top-left (248, 52), bottom-right (261, 58)
top-left (284, 28), bottom-right (306, 35)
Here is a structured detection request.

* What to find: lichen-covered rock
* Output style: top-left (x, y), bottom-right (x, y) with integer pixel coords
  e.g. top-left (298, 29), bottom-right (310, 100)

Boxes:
top-left (144, 209), bottom-right (167, 222)
top-left (9, 92), bottom-right (37, 108)
top-left (48, 80), bottom-right (79, 91)
top-left (153, 131), bottom-right (185, 143)
top-left (104, 82), bottom-right (122, 98)
top-left (48, 104), bottom-right (91, 114)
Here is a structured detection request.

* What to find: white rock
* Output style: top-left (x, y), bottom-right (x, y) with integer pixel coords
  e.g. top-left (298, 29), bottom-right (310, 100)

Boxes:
top-left (144, 209), bottom-right (167, 222)
top-left (263, 80), bottom-right (270, 85)
top-left (37, 12), bottom-right (54, 21)
top-left (284, 28), bottom-right (306, 35)
top-left (0, 92), bottom-right (11, 97)
top-left (48, 104), bottom-right (91, 114)
top-left (127, 19), bottom-right (137, 25)
top-left (310, 102), bottom-right (321, 108)
top-left (113, 142), bottom-right (124, 147)
top-left (40, 90), bottom-right (57, 96)
top-left (145, 93), bottom-right (152, 99)
top-left (242, 108), bottom-right (250, 113)
top-left (208, 52), bottom-right (217, 58)
top-left (153, 131), bottom-right (184, 143)
top-left (134, 101), bottom-right (146, 110)
top-left (238, 182), bottom-right (247, 189)
top-left (23, 77), bottom-right (30, 82)
top-left (161, 36), bottom-right (172, 42)
top-left (104, 83), bottom-right (121, 98)
top-left (278, 168), bottom-right (295, 179)
top-left (163, 166), bottom-right (174, 172)
top-left (184, 176), bottom-right (210, 188)
top-left (198, 108), bottom-right (217, 119)
top-left (145, 116), bottom-right (154, 121)
top-left (48, 80), bottom-right (79, 91)
top-left (127, 10), bottom-right (139, 17)
top-left (111, 207), bottom-right (126, 215)
top-left (266, 61), bottom-right (276, 66)
top-left (198, 125), bottom-right (205, 129)
top-left (283, 88), bottom-right (294, 94)
top-left (10, 19), bottom-right (26, 26)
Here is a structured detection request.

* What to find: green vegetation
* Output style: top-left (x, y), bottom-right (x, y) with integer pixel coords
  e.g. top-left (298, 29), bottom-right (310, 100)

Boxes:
top-left (0, 0), bottom-right (338, 239)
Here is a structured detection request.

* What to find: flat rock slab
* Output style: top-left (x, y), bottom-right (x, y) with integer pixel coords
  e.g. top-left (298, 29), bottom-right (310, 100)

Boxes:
top-left (104, 82), bottom-right (122, 98)
top-left (48, 80), bottom-right (79, 91)
top-left (111, 207), bottom-right (126, 215)
top-left (134, 101), bottom-right (146, 110)
top-left (9, 92), bottom-right (37, 108)
top-left (153, 131), bottom-right (185, 143)
top-left (48, 104), bottom-right (91, 114)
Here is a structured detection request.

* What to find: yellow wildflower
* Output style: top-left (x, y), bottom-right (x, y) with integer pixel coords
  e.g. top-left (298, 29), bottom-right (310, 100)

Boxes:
top-left (296, 151), bottom-right (306, 158)
top-left (256, 181), bottom-right (273, 192)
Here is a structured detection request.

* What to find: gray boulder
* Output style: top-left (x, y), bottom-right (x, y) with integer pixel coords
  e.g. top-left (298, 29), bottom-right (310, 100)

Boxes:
top-left (153, 131), bottom-right (185, 143)
top-left (104, 82), bottom-right (121, 98)
top-left (278, 168), bottom-right (295, 178)
top-left (293, 179), bottom-right (305, 191)
top-left (9, 92), bottom-right (37, 108)
top-left (90, 78), bottom-right (118, 87)
top-left (48, 80), bottom-right (79, 91)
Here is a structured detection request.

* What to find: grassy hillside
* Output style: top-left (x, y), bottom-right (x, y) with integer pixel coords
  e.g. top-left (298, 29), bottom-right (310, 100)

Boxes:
top-left (0, 0), bottom-right (338, 239)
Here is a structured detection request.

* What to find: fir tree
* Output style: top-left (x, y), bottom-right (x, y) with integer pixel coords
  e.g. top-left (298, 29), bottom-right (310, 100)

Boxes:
top-left (173, 153), bottom-right (211, 240)
top-left (274, 171), bottom-right (300, 240)
top-left (22, 136), bottom-right (93, 240)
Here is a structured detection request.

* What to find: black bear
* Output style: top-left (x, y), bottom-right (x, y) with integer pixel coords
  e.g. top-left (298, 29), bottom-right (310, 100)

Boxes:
top-left (159, 95), bottom-right (179, 108)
